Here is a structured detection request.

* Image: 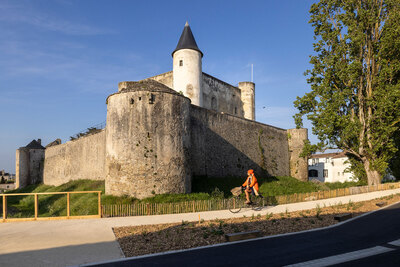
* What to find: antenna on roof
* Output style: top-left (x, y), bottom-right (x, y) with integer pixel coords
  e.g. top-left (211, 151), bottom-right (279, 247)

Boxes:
top-left (251, 64), bottom-right (254, 82)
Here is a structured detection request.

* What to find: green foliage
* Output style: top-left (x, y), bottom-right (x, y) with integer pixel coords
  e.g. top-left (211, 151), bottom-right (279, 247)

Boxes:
top-left (345, 155), bottom-right (367, 182)
top-left (389, 129), bottom-right (400, 179)
top-left (324, 180), bottom-right (366, 190)
top-left (294, 0), bottom-right (400, 185)
top-left (300, 140), bottom-right (322, 158)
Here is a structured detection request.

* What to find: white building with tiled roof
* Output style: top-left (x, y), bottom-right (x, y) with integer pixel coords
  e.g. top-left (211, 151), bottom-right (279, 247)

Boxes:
top-left (308, 152), bottom-right (355, 183)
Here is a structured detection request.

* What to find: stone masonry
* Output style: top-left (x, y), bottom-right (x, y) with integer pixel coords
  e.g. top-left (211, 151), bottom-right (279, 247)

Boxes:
top-left (16, 23), bottom-right (309, 198)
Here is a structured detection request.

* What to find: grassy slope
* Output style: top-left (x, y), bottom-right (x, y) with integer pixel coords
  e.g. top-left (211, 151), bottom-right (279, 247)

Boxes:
top-left (192, 176), bottom-right (364, 197)
top-left (2, 180), bottom-right (135, 218)
top-left (1, 177), bottom-right (365, 217)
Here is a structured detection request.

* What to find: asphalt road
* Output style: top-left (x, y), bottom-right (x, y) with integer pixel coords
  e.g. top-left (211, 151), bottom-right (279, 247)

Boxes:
top-left (84, 202), bottom-right (400, 267)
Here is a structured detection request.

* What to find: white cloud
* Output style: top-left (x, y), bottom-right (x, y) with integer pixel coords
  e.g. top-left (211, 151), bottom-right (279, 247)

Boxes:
top-left (0, 3), bottom-right (112, 36)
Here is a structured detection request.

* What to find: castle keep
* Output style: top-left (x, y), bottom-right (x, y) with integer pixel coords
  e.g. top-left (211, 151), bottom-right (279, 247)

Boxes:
top-left (16, 23), bottom-right (308, 199)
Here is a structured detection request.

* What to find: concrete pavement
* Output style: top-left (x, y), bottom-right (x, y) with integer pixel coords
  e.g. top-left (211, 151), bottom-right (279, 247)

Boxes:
top-left (1, 188), bottom-right (400, 267)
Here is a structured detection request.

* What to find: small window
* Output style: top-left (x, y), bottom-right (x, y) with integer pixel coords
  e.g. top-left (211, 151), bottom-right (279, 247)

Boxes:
top-left (234, 107), bottom-right (237, 115)
top-left (323, 169), bottom-right (328, 177)
top-left (139, 97), bottom-right (142, 101)
top-left (149, 93), bottom-right (155, 104)
top-left (179, 60), bottom-right (183, 66)
top-left (130, 98), bottom-right (134, 105)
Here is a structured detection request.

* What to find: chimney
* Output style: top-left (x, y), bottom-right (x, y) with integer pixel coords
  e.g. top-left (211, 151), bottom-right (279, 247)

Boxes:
top-left (38, 139), bottom-right (41, 145)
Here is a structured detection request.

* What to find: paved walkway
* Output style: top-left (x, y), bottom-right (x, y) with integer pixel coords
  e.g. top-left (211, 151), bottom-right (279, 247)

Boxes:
top-left (1, 188), bottom-right (399, 267)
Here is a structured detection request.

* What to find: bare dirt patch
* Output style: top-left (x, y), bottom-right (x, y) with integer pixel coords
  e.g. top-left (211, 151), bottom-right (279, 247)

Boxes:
top-left (114, 194), bottom-right (400, 257)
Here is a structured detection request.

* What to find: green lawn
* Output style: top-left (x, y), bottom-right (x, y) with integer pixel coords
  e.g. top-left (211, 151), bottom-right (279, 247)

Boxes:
top-left (0, 177), bottom-right (367, 218)
top-left (1, 180), bottom-right (135, 218)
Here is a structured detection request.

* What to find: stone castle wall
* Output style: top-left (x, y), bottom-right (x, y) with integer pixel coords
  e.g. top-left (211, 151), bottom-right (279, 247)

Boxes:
top-left (190, 105), bottom-right (290, 178)
top-left (43, 130), bottom-right (106, 186)
top-left (16, 148), bottom-right (44, 188)
top-left (105, 83), bottom-right (192, 199)
top-left (287, 128), bottom-right (308, 181)
top-left (143, 71), bottom-right (173, 89)
top-left (147, 72), bottom-right (245, 118)
top-left (36, 81), bottom-right (307, 198)
top-left (202, 73), bottom-right (243, 117)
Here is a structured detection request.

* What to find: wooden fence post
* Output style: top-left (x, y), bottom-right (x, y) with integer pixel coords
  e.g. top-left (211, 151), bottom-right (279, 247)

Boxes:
top-left (34, 194), bottom-right (38, 220)
top-left (98, 192), bottom-right (101, 217)
top-left (2, 195), bottom-right (6, 221)
top-left (67, 192), bottom-right (70, 218)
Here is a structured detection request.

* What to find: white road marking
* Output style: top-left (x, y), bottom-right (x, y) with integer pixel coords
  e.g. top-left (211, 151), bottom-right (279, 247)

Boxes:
top-left (388, 239), bottom-right (400, 246)
top-left (285, 246), bottom-right (395, 267)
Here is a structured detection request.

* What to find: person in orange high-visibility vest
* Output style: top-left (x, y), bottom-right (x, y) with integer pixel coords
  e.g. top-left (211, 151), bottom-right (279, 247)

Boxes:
top-left (242, 169), bottom-right (259, 204)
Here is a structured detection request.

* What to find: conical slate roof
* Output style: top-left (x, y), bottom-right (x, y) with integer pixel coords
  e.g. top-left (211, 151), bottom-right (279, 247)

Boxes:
top-left (172, 22), bottom-right (203, 57)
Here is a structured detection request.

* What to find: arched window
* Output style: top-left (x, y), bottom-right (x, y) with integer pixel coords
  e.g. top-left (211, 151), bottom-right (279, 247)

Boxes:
top-left (309, 169), bottom-right (318, 177)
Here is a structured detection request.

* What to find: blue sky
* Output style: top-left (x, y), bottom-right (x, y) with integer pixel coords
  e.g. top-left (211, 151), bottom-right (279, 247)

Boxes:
top-left (0, 0), bottom-right (318, 173)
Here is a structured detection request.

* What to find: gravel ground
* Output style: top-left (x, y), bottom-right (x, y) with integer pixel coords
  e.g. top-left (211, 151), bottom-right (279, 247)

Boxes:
top-left (113, 194), bottom-right (400, 257)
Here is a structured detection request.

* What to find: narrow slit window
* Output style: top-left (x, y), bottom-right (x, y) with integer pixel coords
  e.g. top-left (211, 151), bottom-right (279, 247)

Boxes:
top-left (179, 60), bottom-right (183, 66)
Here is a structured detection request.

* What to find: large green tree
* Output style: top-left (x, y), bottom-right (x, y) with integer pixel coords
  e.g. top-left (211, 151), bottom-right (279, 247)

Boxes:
top-left (294, 0), bottom-right (400, 185)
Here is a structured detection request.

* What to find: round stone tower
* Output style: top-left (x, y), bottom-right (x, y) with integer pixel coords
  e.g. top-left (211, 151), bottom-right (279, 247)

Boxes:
top-left (105, 80), bottom-right (192, 199)
top-left (172, 22), bottom-right (203, 107)
top-left (238, 81), bottom-right (255, 120)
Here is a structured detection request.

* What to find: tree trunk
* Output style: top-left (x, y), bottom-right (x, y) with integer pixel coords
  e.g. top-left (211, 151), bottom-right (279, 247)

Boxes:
top-left (363, 159), bottom-right (381, 185)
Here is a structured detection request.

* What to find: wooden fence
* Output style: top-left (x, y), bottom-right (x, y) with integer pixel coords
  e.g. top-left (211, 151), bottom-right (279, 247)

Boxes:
top-left (102, 182), bottom-right (400, 218)
top-left (1, 191), bottom-right (102, 223)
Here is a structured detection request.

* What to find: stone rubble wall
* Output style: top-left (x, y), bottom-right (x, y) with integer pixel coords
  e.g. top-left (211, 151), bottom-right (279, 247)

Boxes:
top-left (190, 105), bottom-right (290, 178)
top-left (105, 86), bottom-right (191, 199)
top-left (43, 130), bottom-right (106, 186)
top-left (202, 73), bottom-right (244, 118)
top-left (287, 128), bottom-right (308, 181)
top-left (15, 148), bottom-right (44, 188)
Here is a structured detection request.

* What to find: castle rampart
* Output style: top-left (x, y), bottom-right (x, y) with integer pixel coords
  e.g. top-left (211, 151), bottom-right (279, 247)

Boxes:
top-left (16, 139), bottom-right (45, 188)
top-left (202, 73), bottom-right (243, 117)
top-left (43, 130), bottom-right (106, 186)
top-left (238, 82), bottom-right (255, 120)
top-left (105, 81), bottom-right (192, 198)
top-left (190, 105), bottom-right (289, 178)
top-left (16, 23), bottom-right (309, 197)
top-left (287, 128), bottom-right (308, 181)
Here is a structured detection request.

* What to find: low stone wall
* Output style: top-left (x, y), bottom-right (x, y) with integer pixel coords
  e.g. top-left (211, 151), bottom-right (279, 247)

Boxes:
top-left (190, 105), bottom-right (290, 178)
top-left (43, 130), bottom-right (106, 186)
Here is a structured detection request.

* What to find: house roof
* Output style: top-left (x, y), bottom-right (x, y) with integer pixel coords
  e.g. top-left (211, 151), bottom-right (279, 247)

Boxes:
top-left (172, 22), bottom-right (203, 57)
top-left (309, 152), bottom-right (347, 159)
top-left (25, 140), bottom-right (45, 149)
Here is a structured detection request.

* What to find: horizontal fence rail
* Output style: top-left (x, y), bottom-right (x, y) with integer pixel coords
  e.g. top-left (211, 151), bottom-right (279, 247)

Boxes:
top-left (1, 191), bottom-right (102, 223)
top-left (101, 182), bottom-right (400, 218)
